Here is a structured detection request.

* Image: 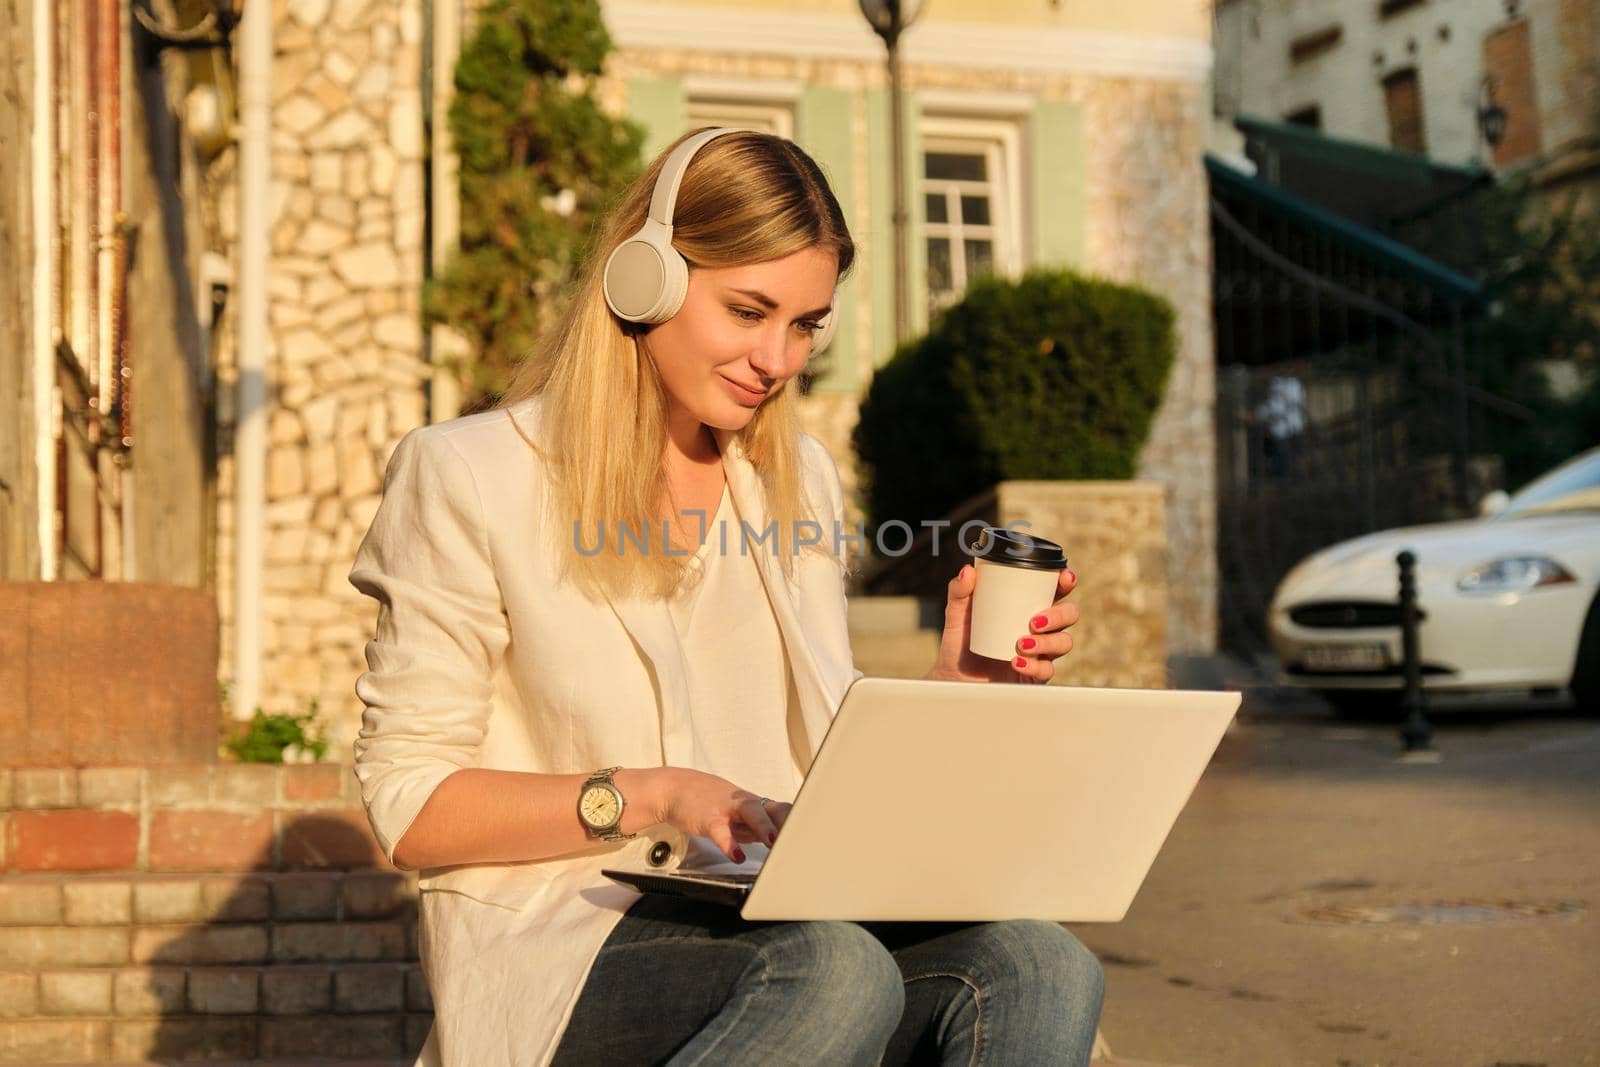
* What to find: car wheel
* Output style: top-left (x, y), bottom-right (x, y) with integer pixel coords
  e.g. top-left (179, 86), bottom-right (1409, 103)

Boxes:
top-left (1321, 690), bottom-right (1402, 721)
top-left (1571, 593), bottom-right (1600, 716)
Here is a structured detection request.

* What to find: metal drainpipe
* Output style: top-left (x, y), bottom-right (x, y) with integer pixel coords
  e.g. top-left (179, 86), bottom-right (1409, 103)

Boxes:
top-left (233, 0), bottom-right (271, 720)
top-left (428, 0), bottom-right (462, 423)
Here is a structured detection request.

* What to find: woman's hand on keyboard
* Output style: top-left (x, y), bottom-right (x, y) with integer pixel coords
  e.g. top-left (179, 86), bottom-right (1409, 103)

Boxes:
top-left (655, 767), bottom-right (788, 864)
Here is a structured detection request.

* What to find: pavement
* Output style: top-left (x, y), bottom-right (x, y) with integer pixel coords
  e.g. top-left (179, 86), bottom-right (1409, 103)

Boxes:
top-left (1070, 687), bottom-right (1600, 1067)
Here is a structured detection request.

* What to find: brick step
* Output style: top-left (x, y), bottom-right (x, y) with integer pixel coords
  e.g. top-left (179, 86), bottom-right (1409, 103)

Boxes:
top-left (0, 1013), bottom-right (429, 1063)
top-left (0, 871), bottom-right (419, 972)
top-left (0, 765), bottom-right (383, 876)
top-left (39, 1062), bottom-right (410, 1067)
top-left (30, 1062), bottom-right (410, 1067)
top-left (0, 871), bottom-right (417, 929)
top-left (0, 961), bottom-right (429, 1017)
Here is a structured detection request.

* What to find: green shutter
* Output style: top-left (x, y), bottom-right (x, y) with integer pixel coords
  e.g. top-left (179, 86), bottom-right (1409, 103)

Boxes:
top-left (1027, 99), bottom-right (1086, 269)
top-left (626, 77), bottom-right (687, 160)
top-left (865, 87), bottom-right (923, 369)
top-left (796, 87), bottom-right (858, 394)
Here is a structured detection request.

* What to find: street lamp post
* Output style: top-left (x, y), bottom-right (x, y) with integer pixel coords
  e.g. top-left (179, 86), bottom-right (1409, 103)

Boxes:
top-left (859, 0), bottom-right (926, 344)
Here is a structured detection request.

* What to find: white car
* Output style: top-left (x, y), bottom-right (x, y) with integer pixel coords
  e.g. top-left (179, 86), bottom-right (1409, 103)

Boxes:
top-left (1269, 446), bottom-right (1600, 713)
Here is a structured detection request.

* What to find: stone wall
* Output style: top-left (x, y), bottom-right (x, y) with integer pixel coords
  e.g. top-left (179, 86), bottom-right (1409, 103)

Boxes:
top-left (213, 0), bottom-right (430, 748)
top-left (1075, 78), bottom-right (1217, 656)
top-left (995, 481), bottom-right (1168, 689)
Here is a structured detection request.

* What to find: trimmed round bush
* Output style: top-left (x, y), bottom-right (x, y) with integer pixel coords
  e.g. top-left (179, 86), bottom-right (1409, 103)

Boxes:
top-left (853, 269), bottom-right (1176, 533)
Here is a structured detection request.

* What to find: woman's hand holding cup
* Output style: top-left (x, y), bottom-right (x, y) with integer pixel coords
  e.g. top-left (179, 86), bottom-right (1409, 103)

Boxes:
top-left (926, 527), bottom-right (1078, 685)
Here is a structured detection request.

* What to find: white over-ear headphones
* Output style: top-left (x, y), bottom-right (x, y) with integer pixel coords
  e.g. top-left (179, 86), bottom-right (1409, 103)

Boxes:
top-left (602, 127), bottom-right (841, 355)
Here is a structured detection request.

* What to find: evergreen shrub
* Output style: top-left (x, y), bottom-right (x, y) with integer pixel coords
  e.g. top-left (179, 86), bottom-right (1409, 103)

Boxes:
top-left (853, 269), bottom-right (1177, 534)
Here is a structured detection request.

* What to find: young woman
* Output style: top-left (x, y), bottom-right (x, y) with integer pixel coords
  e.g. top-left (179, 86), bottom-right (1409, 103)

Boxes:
top-left (349, 128), bottom-right (1099, 1067)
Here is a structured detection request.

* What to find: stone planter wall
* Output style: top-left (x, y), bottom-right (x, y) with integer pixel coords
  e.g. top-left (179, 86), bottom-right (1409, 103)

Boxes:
top-left (995, 481), bottom-right (1168, 689)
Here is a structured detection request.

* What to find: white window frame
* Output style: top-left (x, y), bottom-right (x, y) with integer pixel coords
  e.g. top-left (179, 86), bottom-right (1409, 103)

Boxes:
top-left (683, 76), bottom-right (800, 138)
top-left (918, 115), bottom-right (1025, 315)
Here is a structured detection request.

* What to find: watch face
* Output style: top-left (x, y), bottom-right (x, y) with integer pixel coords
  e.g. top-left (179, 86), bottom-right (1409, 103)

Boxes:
top-left (580, 785), bottom-right (621, 829)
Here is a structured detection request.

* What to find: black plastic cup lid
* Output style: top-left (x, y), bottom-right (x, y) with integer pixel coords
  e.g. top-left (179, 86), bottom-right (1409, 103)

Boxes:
top-left (964, 526), bottom-right (1068, 571)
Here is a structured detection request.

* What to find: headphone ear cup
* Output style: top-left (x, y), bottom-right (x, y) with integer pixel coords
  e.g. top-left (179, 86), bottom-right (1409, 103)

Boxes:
top-left (603, 238), bottom-right (666, 323)
top-left (810, 287), bottom-right (841, 355)
top-left (603, 223), bottom-right (691, 324)
top-left (653, 248), bottom-right (690, 323)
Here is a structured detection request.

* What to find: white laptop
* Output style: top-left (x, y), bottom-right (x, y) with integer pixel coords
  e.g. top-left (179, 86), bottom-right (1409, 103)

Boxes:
top-left (603, 677), bottom-right (1239, 922)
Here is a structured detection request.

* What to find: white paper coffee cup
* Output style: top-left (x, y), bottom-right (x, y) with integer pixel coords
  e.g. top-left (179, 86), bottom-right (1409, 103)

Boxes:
top-left (965, 527), bottom-right (1069, 661)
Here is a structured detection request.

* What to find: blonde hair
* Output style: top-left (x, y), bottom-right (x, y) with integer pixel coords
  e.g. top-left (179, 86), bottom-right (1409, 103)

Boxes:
top-left (494, 128), bottom-right (856, 603)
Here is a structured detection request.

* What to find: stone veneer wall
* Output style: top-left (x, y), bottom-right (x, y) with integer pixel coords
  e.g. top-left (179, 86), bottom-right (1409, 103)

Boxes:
top-left (212, 0), bottom-right (430, 749)
top-left (607, 49), bottom-right (1218, 655)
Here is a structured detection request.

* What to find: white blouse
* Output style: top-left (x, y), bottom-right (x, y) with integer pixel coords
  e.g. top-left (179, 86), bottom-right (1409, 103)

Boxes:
top-left (669, 483), bottom-right (807, 871)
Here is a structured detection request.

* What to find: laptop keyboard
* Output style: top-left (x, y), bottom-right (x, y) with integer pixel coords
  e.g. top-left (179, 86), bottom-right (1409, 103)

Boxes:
top-left (676, 870), bottom-right (760, 886)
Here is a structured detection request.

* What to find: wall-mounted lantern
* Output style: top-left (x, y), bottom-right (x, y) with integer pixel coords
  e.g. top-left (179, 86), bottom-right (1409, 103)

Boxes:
top-left (1477, 76), bottom-right (1508, 150)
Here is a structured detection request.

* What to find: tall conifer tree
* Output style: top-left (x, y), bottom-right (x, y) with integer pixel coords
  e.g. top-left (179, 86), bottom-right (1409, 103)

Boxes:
top-left (426, 0), bottom-right (644, 411)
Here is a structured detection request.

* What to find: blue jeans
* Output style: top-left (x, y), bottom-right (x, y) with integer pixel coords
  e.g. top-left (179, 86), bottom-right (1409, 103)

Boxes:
top-left (549, 894), bottom-right (1105, 1066)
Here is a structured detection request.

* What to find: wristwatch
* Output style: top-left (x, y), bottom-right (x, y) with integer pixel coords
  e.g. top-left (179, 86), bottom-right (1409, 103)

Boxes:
top-left (577, 766), bottom-right (636, 842)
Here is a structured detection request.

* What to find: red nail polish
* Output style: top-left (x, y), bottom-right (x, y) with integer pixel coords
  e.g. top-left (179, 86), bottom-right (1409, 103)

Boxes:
top-left (1020, 637), bottom-right (1036, 651)
top-left (1066, 570), bottom-right (1077, 584)
top-left (1032, 615), bottom-right (1049, 630)
top-left (732, 848), bottom-right (746, 864)
top-left (1014, 656), bottom-right (1028, 670)
top-left (767, 832), bottom-right (777, 846)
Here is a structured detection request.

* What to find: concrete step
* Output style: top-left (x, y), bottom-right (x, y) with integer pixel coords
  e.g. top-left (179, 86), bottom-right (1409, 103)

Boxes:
top-left (846, 594), bottom-right (941, 636)
top-left (849, 631), bottom-right (942, 679)
top-left (848, 594), bottom-right (942, 679)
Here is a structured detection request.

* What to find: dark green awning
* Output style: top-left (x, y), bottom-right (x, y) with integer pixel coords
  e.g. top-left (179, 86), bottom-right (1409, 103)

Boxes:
top-left (1236, 114), bottom-right (1490, 193)
top-left (1207, 153), bottom-right (1484, 305)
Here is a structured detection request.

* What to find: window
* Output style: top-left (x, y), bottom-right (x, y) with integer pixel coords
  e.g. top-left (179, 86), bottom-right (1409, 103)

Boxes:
top-left (681, 97), bottom-right (793, 139)
top-left (1382, 68), bottom-right (1426, 154)
top-left (1288, 25), bottom-right (1342, 64)
top-left (1378, 0), bottom-right (1426, 18)
top-left (920, 119), bottom-right (1022, 317)
top-left (1285, 105), bottom-right (1323, 130)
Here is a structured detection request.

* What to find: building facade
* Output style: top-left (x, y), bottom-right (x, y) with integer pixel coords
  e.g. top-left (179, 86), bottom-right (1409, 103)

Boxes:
top-left (1214, 0), bottom-right (1600, 198)
top-left (5, 0), bottom-right (1219, 752)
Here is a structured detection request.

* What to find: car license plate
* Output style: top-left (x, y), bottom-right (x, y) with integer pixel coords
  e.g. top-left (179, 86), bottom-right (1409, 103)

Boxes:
top-left (1301, 643), bottom-right (1388, 671)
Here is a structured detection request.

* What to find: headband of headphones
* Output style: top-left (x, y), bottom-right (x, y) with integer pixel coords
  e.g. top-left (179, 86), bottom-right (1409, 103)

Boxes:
top-left (602, 127), bottom-right (840, 353)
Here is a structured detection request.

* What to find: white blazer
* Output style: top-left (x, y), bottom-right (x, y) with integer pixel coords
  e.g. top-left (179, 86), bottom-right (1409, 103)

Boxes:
top-left (348, 394), bottom-right (863, 1067)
